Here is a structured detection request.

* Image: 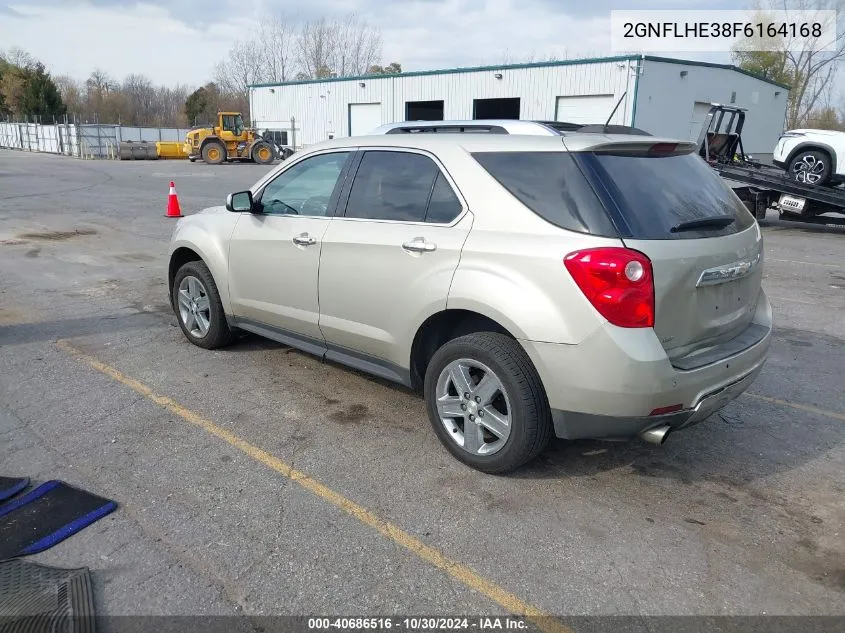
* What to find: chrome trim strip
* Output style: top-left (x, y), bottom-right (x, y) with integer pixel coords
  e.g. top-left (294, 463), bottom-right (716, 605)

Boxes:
top-left (696, 253), bottom-right (761, 287)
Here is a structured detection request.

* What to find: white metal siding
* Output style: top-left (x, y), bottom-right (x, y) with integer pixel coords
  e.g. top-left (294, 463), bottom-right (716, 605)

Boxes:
top-left (555, 95), bottom-right (615, 124)
top-left (349, 103), bottom-right (383, 135)
top-left (634, 59), bottom-right (788, 156)
top-left (250, 59), bottom-right (638, 147)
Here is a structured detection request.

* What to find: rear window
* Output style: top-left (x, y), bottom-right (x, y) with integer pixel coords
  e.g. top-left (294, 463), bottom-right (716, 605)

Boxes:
top-left (471, 152), bottom-right (618, 236)
top-left (577, 151), bottom-right (755, 239)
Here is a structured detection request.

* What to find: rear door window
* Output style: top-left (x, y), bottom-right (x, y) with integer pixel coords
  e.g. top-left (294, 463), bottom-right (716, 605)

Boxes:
top-left (472, 151), bottom-right (618, 236)
top-left (343, 151), bottom-right (442, 222)
top-left (576, 150), bottom-right (755, 239)
top-left (425, 173), bottom-right (462, 223)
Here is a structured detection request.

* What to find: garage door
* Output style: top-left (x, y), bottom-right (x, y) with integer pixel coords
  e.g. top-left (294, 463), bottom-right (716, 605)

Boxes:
top-left (555, 95), bottom-right (615, 125)
top-left (349, 103), bottom-right (383, 136)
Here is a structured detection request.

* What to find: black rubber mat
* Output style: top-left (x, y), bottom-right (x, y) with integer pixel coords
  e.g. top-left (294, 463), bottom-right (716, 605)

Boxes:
top-left (0, 559), bottom-right (95, 633)
top-left (0, 477), bottom-right (28, 503)
top-left (0, 481), bottom-right (117, 559)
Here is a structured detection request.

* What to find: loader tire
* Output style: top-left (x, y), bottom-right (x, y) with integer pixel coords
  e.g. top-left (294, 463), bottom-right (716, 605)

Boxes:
top-left (201, 142), bottom-right (226, 165)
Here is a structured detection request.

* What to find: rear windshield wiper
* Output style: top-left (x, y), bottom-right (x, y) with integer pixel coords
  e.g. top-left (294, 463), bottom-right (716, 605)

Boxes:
top-left (671, 215), bottom-right (735, 233)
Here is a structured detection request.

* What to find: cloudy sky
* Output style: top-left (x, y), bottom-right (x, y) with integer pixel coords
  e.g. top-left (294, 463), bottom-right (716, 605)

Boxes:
top-left (0, 0), bottom-right (773, 86)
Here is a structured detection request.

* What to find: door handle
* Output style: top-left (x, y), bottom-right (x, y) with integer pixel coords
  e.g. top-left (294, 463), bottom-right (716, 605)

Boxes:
top-left (293, 233), bottom-right (317, 246)
top-left (402, 237), bottom-right (437, 253)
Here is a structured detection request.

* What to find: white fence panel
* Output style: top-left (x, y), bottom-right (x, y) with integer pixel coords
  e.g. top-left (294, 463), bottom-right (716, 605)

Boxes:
top-left (0, 122), bottom-right (22, 148)
top-left (38, 125), bottom-right (60, 153)
top-left (0, 121), bottom-right (188, 158)
top-left (59, 125), bottom-right (79, 156)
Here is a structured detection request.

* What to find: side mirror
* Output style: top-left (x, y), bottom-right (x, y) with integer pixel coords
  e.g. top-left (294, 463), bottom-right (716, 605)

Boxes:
top-left (226, 190), bottom-right (254, 213)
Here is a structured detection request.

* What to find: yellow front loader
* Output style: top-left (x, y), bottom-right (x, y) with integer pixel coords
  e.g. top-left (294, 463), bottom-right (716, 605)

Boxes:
top-left (184, 112), bottom-right (275, 165)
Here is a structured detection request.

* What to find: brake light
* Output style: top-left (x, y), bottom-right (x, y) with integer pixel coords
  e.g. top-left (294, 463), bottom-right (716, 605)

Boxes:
top-left (564, 247), bottom-right (655, 328)
top-left (648, 142), bottom-right (678, 154)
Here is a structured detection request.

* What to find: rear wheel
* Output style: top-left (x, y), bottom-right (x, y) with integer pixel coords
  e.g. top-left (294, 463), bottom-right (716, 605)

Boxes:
top-left (788, 150), bottom-right (832, 186)
top-left (424, 332), bottom-right (552, 473)
top-left (172, 261), bottom-right (233, 349)
top-left (201, 141), bottom-right (226, 165)
top-left (251, 141), bottom-right (274, 165)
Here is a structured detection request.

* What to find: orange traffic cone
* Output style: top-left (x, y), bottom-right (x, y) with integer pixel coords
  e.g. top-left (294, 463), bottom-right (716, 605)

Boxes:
top-left (165, 181), bottom-right (183, 218)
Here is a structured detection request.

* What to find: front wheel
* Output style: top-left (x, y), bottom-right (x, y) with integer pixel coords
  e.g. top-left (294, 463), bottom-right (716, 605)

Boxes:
top-left (251, 142), bottom-right (275, 165)
top-left (424, 332), bottom-right (552, 473)
top-left (172, 261), bottom-right (234, 349)
top-left (788, 150), bottom-right (832, 186)
top-left (201, 142), bottom-right (226, 165)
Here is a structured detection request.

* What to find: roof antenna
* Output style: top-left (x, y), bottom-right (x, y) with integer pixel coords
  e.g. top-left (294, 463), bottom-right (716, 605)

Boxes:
top-left (604, 91), bottom-right (627, 132)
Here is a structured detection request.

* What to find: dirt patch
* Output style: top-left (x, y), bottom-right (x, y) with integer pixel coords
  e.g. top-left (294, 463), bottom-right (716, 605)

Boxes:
top-left (24, 248), bottom-right (40, 258)
top-left (18, 228), bottom-right (97, 241)
top-left (329, 403), bottom-right (369, 425)
top-left (790, 540), bottom-right (845, 592)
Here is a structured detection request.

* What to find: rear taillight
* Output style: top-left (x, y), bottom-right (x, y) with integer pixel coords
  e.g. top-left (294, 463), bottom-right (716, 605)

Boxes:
top-left (564, 247), bottom-right (655, 328)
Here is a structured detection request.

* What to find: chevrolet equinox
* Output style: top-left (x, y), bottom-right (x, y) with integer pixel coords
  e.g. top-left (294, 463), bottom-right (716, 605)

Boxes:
top-left (168, 134), bottom-right (772, 473)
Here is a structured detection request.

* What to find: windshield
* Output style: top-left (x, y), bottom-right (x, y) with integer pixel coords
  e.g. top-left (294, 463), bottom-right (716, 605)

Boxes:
top-left (575, 151), bottom-right (755, 240)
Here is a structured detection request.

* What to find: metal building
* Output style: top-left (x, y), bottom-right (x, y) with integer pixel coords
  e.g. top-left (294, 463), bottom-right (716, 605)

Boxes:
top-left (249, 54), bottom-right (790, 160)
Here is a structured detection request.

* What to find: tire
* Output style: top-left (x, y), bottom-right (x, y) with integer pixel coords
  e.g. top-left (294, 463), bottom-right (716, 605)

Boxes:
top-left (201, 141), bottom-right (226, 165)
top-left (251, 141), bottom-right (275, 165)
top-left (788, 150), bottom-right (832, 186)
top-left (172, 260), bottom-right (234, 349)
top-left (424, 332), bottom-right (552, 473)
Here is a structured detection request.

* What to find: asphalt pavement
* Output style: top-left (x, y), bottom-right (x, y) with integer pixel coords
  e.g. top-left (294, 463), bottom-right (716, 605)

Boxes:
top-left (0, 150), bottom-right (843, 630)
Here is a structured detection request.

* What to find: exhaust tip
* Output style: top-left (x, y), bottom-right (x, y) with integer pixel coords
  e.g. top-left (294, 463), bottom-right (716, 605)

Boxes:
top-left (641, 425), bottom-right (671, 445)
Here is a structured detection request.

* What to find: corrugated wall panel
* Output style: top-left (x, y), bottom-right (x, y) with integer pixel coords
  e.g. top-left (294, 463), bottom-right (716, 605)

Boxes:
top-left (251, 60), bottom-right (637, 147)
top-left (635, 59), bottom-right (788, 156)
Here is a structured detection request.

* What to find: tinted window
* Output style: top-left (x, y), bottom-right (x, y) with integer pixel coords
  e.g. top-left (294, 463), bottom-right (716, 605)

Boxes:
top-left (345, 151), bottom-right (437, 222)
top-left (259, 152), bottom-right (349, 216)
top-left (578, 151), bottom-right (755, 239)
top-left (426, 173), bottom-right (462, 223)
top-left (472, 151), bottom-right (618, 236)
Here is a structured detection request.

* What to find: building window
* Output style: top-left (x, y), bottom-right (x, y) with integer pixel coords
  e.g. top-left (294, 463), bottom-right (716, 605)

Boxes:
top-left (405, 100), bottom-right (445, 121)
top-left (473, 97), bottom-right (520, 120)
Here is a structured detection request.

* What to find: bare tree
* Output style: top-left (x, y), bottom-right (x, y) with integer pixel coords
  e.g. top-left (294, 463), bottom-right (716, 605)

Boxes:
top-left (122, 73), bottom-right (155, 125)
top-left (733, 0), bottom-right (845, 128)
top-left (214, 40), bottom-right (265, 103)
top-left (330, 14), bottom-right (382, 77)
top-left (54, 74), bottom-right (83, 117)
top-left (260, 15), bottom-right (296, 83)
top-left (1, 47), bottom-right (37, 69)
top-left (296, 14), bottom-right (383, 80)
top-left (297, 17), bottom-right (336, 79)
top-left (85, 68), bottom-right (117, 95)
top-left (152, 84), bottom-right (190, 127)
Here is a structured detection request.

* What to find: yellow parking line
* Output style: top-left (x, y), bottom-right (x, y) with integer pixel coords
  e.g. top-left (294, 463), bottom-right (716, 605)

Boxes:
top-left (55, 339), bottom-right (572, 633)
top-left (744, 392), bottom-right (845, 422)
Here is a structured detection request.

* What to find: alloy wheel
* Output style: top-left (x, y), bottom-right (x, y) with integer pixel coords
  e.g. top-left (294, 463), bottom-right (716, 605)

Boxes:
top-left (792, 154), bottom-right (826, 184)
top-left (434, 358), bottom-right (512, 455)
top-left (177, 275), bottom-right (211, 338)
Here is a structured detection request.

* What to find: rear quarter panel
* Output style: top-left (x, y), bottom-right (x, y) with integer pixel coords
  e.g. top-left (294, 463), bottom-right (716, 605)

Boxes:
top-left (440, 147), bottom-right (623, 344)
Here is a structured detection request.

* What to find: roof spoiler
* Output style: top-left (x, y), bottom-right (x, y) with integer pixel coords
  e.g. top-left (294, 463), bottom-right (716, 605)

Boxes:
top-left (577, 140), bottom-right (697, 156)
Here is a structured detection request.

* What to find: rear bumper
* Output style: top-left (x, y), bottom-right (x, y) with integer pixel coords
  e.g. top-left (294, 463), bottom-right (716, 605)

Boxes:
top-left (549, 360), bottom-right (765, 440)
top-left (521, 290), bottom-right (772, 440)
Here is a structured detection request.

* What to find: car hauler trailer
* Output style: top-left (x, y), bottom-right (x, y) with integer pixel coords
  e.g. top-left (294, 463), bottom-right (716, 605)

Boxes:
top-left (697, 104), bottom-right (845, 227)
